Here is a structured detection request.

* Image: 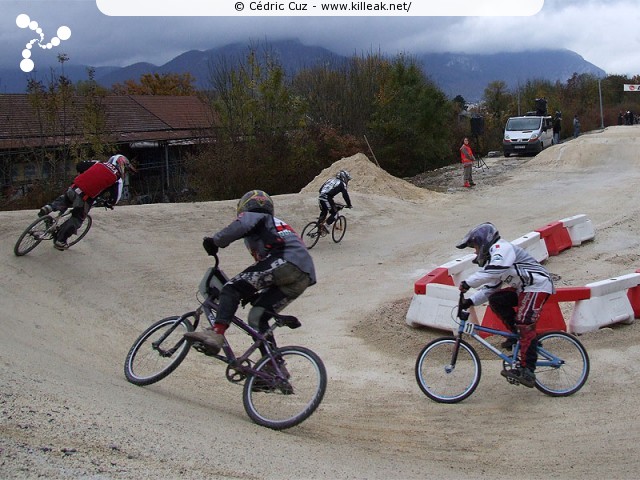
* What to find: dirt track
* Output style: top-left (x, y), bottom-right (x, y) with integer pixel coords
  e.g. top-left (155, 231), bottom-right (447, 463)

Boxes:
top-left (2, 127), bottom-right (640, 479)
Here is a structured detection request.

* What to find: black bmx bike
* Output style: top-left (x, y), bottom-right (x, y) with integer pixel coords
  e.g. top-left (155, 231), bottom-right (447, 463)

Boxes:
top-left (300, 203), bottom-right (348, 250)
top-left (14, 209), bottom-right (93, 256)
top-left (415, 292), bottom-right (590, 403)
top-left (124, 253), bottom-right (327, 430)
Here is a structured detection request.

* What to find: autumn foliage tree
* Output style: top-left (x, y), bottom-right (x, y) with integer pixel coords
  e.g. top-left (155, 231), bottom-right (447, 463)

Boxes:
top-left (112, 72), bottom-right (196, 95)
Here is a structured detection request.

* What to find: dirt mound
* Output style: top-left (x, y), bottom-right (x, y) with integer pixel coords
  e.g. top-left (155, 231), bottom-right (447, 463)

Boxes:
top-left (534, 126), bottom-right (640, 170)
top-left (300, 152), bottom-right (441, 202)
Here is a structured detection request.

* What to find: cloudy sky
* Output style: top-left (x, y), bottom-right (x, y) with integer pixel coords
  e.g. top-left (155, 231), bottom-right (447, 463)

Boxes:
top-left (2, 0), bottom-right (639, 77)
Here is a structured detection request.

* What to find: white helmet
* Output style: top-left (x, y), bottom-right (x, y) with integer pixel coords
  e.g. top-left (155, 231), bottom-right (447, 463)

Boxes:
top-left (336, 170), bottom-right (351, 184)
top-left (107, 154), bottom-right (134, 177)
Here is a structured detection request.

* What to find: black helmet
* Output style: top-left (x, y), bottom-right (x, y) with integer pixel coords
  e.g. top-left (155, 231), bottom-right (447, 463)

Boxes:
top-left (336, 170), bottom-right (351, 184)
top-left (237, 190), bottom-right (274, 216)
top-left (456, 222), bottom-right (500, 267)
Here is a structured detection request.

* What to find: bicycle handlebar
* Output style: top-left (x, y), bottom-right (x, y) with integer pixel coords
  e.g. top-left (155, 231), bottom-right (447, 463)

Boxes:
top-left (458, 292), bottom-right (471, 321)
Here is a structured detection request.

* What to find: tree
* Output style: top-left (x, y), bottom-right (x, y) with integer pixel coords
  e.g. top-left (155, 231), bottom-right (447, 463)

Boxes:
top-left (112, 72), bottom-right (196, 95)
top-left (368, 55), bottom-right (454, 176)
top-left (189, 44), bottom-right (313, 200)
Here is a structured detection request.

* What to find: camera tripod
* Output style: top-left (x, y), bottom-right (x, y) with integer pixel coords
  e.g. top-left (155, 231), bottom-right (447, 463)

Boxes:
top-left (475, 155), bottom-right (489, 172)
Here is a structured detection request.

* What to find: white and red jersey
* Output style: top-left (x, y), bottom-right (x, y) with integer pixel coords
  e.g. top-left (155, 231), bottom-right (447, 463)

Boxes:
top-left (465, 239), bottom-right (554, 306)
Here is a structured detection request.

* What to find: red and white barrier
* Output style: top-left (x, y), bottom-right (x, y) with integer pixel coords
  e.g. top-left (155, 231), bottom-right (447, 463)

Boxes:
top-left (561, 214), bottom-right (595, 247)
top-left (406, 283), bottom-right (481, 331)
top-left (511, 231), bottom-right (549, 263)
top-left (568, 273), bottom-right (640, 334)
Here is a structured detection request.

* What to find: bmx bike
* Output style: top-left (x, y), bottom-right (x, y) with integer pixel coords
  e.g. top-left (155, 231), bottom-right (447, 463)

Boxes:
top-left (415, 292), bottom-right (590, 403)
top-left (124, 253), bottom-right (327, 430)
top-left (14, 209), bottom-right (93, 256)
top-left (300, 203), bottom-right (348, 250)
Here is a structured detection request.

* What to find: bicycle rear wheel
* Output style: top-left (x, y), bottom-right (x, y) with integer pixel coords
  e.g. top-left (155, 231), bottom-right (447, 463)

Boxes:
top-left (243, 346), bottom-right (327, 430)
top-left (14, 216), bottom-right (54, 256)
top-left (415, 337), bottom-right (481, 403)
top-left (301, 221), bottom-right (321, 249)
top-left (124, 315), bottom-right (194, 386)
top-left (534, 331), bottom-right (589, 396)
top-left (331, 215), bottom-right (347, 243)
top-left (66, 214), bottom-right (92, 247)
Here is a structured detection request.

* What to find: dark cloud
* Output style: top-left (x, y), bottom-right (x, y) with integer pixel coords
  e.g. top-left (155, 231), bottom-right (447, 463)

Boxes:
top-left (2, 0), bottom-right (639, 75)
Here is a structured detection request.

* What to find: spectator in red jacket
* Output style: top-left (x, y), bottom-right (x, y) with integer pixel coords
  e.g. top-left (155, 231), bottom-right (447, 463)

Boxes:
top-left (460, 137), bottom-right (476, 188)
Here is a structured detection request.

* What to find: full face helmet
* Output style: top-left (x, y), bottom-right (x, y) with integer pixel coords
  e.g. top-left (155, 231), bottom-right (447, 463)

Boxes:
top-left (336, 170), bottom-right (352, 184)
top-left (456, 222), bottom-right (500, 267)
top-left (107, 154), bottom-right (134, 177)
top-left (237, 190), bottom-right (274, 216)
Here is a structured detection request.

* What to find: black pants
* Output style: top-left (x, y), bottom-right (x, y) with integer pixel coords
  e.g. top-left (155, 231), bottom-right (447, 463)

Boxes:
top-left (318, 196), bottom-right (337, 225)
top-left (216, 257), bottom-right (311, 332)
top-left (50, 188), bottom-right (92, 243)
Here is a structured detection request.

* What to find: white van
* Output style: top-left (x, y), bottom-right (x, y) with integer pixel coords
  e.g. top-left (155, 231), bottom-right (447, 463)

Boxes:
top-left (503, 115), bottom-right (554, 157)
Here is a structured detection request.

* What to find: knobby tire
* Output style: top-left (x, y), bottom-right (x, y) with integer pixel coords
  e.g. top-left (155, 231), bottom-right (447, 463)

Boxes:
top-left (124, 315), bottom-right (194, 386)
top-left (331, 215), bottom-right (347, 243)
top-left (14, 216), bottom-right (52, 256)
top-left (243, 346), bottom-right (327, 430)
top-left (415, 337), bottom-right (481, 404)
top-left (301, 221), bottom-right (321, 249)
top-left (534, 331), bottom-right (589, 396)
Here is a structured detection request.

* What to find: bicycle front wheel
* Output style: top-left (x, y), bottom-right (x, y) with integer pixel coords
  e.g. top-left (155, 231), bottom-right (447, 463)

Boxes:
top-left (14, 216), bottom-right (53, 256)
top-left (66, 214), bottom-right (92, 247)
top-left (124, 315), bottom-right (194, 386)
top-left (301, 221), bottom-right (320, 249)
top-left (331, 215), bottom-right (347, 243)
top-left (535, 331), bottom-right (590, 396)
top-left (243, 346), bottom-right (327, 430)
top-left (415, 337), bottom-right (481, 403)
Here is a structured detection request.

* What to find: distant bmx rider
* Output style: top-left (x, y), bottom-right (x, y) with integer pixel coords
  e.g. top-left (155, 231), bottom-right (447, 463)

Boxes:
top-left (38, 154), bottom-right (135, 250)
top-left (456, 222), bottom-right (555, 388)
top-left (317, 169), bottom-right (352, 234)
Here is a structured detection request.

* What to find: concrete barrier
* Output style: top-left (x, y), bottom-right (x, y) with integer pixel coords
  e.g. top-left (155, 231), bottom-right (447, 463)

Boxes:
top-left (568, 273), bottom-right (640, 334)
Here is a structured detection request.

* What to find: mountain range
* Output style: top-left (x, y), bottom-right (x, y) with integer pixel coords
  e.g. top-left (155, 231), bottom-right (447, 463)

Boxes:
top-left (0, 39), bottom-right (606, 101)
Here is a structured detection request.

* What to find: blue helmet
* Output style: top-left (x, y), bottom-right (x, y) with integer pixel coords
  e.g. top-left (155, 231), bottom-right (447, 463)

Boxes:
top-left (456, 223), bottom-right (500, 266)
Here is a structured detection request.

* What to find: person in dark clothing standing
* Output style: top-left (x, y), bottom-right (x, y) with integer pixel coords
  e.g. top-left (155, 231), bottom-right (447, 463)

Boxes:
top-left (553, 112), bottom-right (562, 144)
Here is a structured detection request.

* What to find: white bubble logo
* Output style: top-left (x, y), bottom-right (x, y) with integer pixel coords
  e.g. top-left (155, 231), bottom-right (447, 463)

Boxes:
top-left (16, 14), bottom-right (72, 73)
